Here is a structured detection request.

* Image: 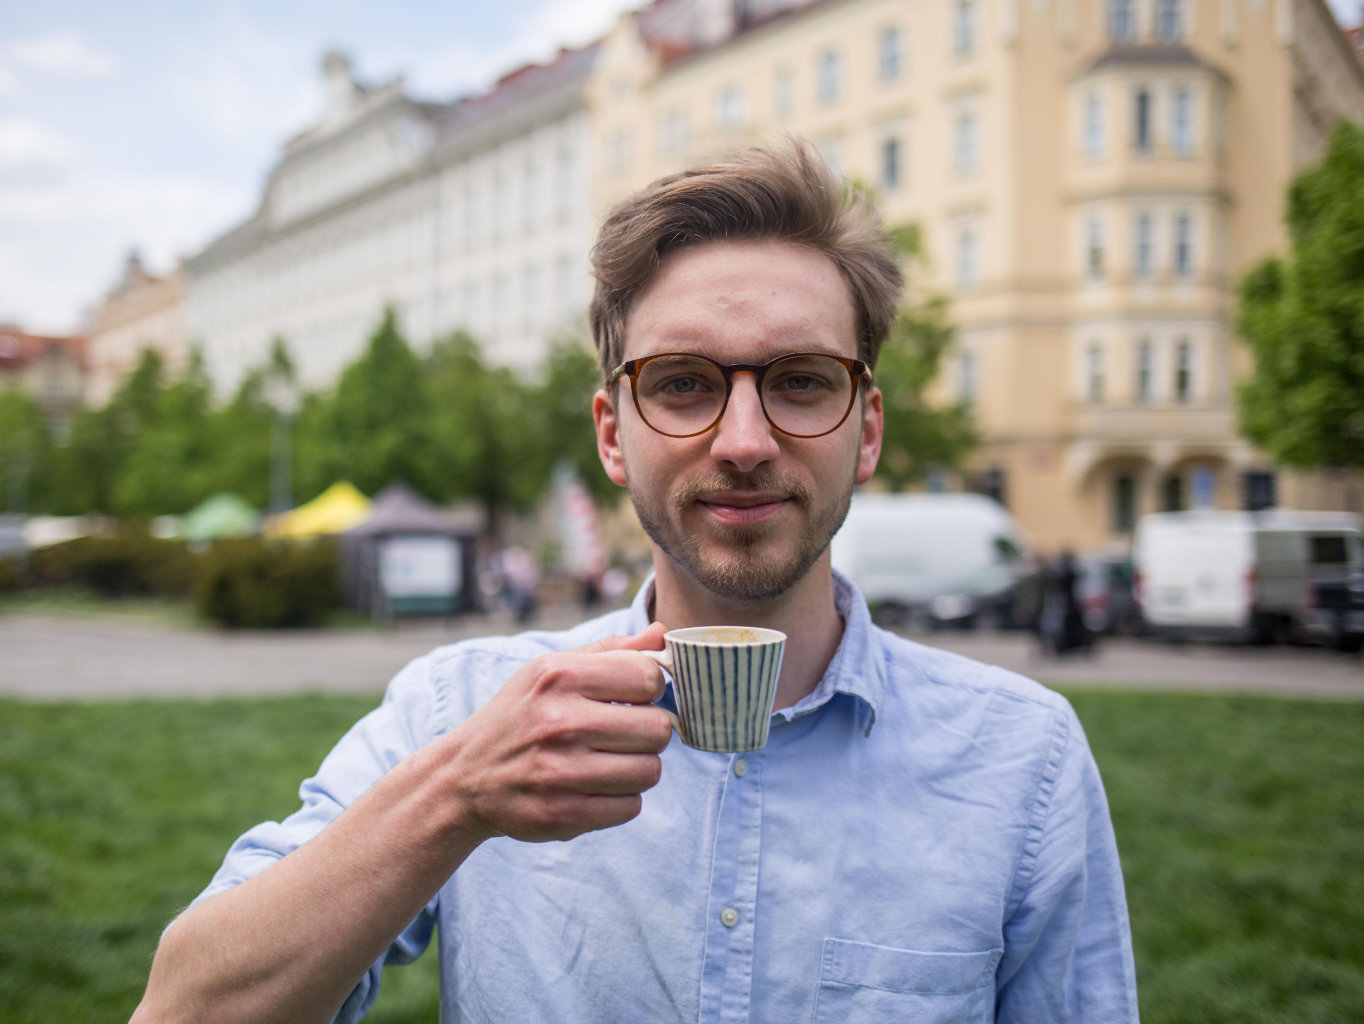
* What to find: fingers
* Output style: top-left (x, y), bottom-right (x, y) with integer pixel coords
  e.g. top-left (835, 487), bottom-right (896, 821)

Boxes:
top-left (580, 621), bottom-right (668, 656)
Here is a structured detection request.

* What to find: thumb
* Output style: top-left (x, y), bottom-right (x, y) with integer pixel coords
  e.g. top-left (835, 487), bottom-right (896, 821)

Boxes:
top-left (582, 621), bottom-right (668, 655)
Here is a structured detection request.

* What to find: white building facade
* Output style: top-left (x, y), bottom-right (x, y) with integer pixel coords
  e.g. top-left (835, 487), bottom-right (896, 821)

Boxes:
top-left (187, 49), bottom-right (600, 395)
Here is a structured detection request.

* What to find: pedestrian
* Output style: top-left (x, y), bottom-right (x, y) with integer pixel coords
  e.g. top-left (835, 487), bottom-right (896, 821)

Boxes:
top-left (1040, 549), bottom-right (1093, 656)
top-left (132, 140), bottom-right (1138, 1024)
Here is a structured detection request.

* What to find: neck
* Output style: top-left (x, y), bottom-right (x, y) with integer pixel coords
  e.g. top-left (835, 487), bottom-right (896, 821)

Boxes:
top-left (649, 550), bottom-right (845, 711)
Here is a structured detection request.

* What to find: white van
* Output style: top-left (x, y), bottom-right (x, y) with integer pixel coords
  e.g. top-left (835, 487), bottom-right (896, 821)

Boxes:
top-left (1132, 509), bottom-right (1364, 643)
top-left (830, 493), bottom-right (1037, 628)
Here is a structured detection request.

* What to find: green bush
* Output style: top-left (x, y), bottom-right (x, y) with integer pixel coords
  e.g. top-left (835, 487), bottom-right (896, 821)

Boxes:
top-left (194, 538), bottom-right (342, 628)
top-left (0, 554), bottom-right (25, 592)
top-left (25, 535), bottom-right (195, 598)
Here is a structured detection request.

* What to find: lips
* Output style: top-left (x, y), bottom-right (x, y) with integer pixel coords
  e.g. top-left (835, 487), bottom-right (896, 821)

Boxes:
top-left (696, 490), bottom-right (792, 526)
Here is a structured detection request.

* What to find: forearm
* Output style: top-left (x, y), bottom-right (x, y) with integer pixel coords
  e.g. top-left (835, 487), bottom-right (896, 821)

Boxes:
top-left (131, 739), bottom-right (484, 1024)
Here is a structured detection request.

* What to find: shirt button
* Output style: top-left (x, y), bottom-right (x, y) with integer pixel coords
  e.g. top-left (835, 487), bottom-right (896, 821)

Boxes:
top-left (733, 759), bottom-right (747, 777)
top-left (720, 908), bottom-right (739, 927)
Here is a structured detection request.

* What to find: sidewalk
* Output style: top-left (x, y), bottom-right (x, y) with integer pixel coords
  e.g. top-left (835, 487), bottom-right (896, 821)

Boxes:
top-left (2, 607), bottom-right (1361, 701)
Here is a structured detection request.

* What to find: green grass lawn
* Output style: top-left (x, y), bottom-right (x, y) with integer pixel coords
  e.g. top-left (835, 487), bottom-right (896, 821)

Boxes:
top-left (1, 691), bottom-right (1361, 1023)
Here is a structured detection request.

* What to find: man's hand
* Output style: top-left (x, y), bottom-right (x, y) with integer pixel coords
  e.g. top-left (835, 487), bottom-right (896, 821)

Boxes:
top-left (439, 623), bottom-right (674, 844)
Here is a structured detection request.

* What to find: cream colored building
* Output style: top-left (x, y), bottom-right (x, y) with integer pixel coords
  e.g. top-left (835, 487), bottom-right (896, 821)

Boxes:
top-left (88, 251), bottom-right (188, 407)
top-left (590, 0), bottom-right (1364, 551)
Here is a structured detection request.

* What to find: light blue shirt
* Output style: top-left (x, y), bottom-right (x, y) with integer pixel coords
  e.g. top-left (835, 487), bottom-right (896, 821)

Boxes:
top-left (198, 574), bottom-right (1139, 1022)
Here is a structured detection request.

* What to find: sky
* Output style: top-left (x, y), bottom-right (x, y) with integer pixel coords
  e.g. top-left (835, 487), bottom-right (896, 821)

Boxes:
top-left (0, 0), bottom-right (638, 335)
top-left (1, 0), bottom-right (1359, 337)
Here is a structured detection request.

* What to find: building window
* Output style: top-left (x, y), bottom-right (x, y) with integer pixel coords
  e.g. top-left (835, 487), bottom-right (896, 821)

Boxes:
top-left (879, 26), bottom-right (902, 81)
top-left (819, 138), bottom-right (845, 177)
top-left (1135, 337), bottom-right (1153, 403)
top-left (658, 108), bottom-right (689, 156)
top-left (1157, 0), bottom-right (1184, 42)
top-left (521, 263), bottom-right (539, 332)
top-left (1172, 88), bottom-right (1193, 156)
top-left (1086, 215), bottom-right (1105, 280)
top-left (1112, 474), bottom-right (1138, 533)
top-left (958, 347), bottom-right (977, 405)
top-left (1174, 338), bottom-right (1193, 402)
top-left (716, 86), bottom-right (746, 129)
top-left (1191, 465), bottom-right (1216, 509)
top-left (954, 109), bottom-right (978, 178)
top-left (1083, 90), bottom-right (1105, 160)
top-left (1174, 213), bottom-right (1193, 279)
top-left (881, 136), bottom-right (902, 191)
top-left (1133, 88), bottom-right (1152, 153)
top-left (1242, 470), bottom-right (1277, 511)
top-left (818, 49), bottom-right (842, 104)
top-left (1109, 0), bottom-right (1135, 42)
top-left (1134, 211), bottom-right (1153, 280)
top-left (954, 1), bottom-right (976, 57)
top-left (555, 253), bottom-right (574, 317)
top-left (522, 160), bottom-right (537, 232)
top-left (774, 66), bottom-right (793, 118)
top-left (555, 148), bottom-right (574, 222)
top-left (1162, 473), bottom-right (1185, 512)
top-left (980, 466), bottom-right (1006, 506)
top-left (608, 129), bottom-right (632, 175)
top-left (1086, 342), bottom-right (1105, 403)
top-left (956, 226), bottom-right (979, 291)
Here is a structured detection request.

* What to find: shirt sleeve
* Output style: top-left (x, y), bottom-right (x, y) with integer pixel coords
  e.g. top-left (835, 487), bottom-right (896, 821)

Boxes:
top-left (187, 651), bottom-right (446, 1023)
top-left (994, 702), bottom-right (1141, 1023)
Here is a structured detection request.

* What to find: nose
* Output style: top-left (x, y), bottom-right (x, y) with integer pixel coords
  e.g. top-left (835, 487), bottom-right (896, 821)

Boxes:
top-left (709, 373), bottom-right (781, 472)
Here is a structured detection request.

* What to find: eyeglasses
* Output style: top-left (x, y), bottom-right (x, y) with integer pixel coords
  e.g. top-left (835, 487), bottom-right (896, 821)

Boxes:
top-left (605, 351), bottom-right (871, 439)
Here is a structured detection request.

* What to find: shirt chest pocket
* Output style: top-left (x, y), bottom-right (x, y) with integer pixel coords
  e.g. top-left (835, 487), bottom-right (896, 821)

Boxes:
top-left (812, 938), bottom-right (1002, 1024)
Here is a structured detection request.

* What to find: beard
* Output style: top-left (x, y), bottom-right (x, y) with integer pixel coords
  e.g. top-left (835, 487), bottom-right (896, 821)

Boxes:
top-left (627, 461), bottom-right (856, 604)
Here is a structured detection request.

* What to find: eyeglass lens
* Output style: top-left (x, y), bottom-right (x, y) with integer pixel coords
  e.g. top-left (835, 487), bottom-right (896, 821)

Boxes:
top-left (632, 353), bottom-right (856, 438)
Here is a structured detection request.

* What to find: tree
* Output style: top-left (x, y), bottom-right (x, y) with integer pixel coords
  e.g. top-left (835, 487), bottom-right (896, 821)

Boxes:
top-left (1237, 121), bottom-right (1364, 470)
top-left (295, 308), bottom-right (443, 502)
top-left (523, 337), bottom-right (617, 505)
top-left (49, 348), bottom-right (167, 514)
top-left (0, 389), bottom-right (51, 513)
top-left (422, 329), bottom-right (539, 531)
top-left (873, 224), bottom-right (977, 488)
top-left (115, 349), bottom-right (217, 516)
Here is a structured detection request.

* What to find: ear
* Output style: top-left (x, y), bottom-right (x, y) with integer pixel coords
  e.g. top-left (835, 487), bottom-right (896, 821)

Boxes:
top-left (855, 386), bottom-right (884, 486)
top-left (594, 388), bottom-right (629, 487)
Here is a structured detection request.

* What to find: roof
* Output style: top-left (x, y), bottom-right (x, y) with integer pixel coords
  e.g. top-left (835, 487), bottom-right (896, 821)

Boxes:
top-left (1084, 44), bottom-right (1222, 76)
top-left (0, 328), bottom-right (88, 373)
top-left (345, 481), bottom-right (468, 536)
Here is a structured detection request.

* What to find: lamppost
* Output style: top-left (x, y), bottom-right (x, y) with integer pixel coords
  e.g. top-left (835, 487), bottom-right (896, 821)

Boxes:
top-left (264, 375), bottom-right (298, 517)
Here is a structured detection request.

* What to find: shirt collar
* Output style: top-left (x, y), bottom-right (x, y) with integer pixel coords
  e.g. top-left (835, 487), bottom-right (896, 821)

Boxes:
top-left (624, 569), bottom-right (886, 736)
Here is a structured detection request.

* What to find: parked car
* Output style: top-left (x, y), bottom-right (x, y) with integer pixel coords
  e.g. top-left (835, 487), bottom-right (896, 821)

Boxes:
top-left (1304, 569), bottom-right (1364, 652)
top-left (830, 493), bottom-right (1039, 630)
top-left (1133, 510), bottom-right (1363, 643)
top-left (1076, 554), bottom-right (1143, 636)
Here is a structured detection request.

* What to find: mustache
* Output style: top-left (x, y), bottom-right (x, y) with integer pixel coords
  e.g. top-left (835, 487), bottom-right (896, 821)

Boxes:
top-left (670, 468), bottom-right (814, 511)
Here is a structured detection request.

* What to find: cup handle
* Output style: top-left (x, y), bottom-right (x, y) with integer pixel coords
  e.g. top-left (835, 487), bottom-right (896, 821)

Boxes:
top-left (639, 649), bottom-right (682, 738)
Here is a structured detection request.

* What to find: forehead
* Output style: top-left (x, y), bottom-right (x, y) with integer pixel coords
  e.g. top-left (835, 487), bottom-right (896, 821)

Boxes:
top-left (623, 239), bottom-right (857, 363)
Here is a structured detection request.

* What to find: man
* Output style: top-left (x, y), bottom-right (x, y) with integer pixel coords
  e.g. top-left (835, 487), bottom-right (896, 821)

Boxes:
top-left (133, 141), bottom-right (1138, 1023)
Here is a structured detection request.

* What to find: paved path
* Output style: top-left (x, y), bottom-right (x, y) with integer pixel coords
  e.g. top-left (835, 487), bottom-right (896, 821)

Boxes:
top-left (1, 608), bottom-right (1361, 701)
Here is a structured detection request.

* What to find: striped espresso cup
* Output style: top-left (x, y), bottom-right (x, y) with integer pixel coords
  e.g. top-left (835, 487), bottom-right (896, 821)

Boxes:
top-left (642, 626), bottom-right (786, 752)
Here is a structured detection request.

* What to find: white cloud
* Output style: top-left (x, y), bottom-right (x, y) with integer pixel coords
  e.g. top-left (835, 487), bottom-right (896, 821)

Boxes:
top-left (408, 0), bottom-right (636, 97)
top-left (4, 32), bottom-right (117, 77)
top-left (0, 117), bottom-right (75, 184)
top-left (0, 172), bottom-right (250, 333)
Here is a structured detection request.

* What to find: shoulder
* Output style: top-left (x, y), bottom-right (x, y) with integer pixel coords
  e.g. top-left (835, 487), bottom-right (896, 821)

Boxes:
top-left (870, 626), bottom-right (1079, 756)
top-left (876, 626), bottom-right (1071, 714)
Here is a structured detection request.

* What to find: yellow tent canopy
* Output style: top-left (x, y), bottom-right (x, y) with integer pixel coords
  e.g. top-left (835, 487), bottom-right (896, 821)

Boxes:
top-left (267, 482), bottom-right (372, 539)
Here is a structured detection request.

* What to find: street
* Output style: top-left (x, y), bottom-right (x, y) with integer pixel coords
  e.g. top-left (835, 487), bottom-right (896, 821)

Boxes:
top-left (2, 607), bottom-right (1361, 702)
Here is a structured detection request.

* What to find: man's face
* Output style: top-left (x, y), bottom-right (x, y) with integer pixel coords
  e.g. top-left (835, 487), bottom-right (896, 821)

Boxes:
top-left (594, 238), bottom-right (883, 604)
